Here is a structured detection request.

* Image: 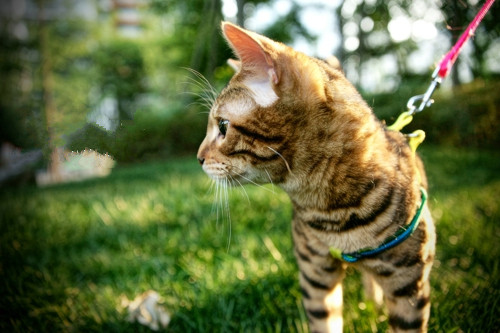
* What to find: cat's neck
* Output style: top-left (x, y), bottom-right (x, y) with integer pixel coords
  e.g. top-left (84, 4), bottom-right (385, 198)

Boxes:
top-left (279, 111), bottom-right (417, 212)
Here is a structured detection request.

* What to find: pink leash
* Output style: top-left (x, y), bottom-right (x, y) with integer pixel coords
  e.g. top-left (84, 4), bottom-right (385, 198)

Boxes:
top-left (437, 0), bottom-right (496, 79)
top-left (407, 0), bottom-right (496, 114)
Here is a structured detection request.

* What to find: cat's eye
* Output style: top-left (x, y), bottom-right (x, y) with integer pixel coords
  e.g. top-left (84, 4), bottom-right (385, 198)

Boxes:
top-left (218, 119), bottom-right (229, 136)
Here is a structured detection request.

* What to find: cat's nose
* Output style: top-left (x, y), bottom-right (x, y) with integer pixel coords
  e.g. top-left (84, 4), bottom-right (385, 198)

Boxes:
top-left (197, 157), bottom-right (205, 165)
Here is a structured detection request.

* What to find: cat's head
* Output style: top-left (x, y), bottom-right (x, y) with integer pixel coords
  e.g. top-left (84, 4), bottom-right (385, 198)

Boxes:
top-left (197, 22), bottom-right (366, 187)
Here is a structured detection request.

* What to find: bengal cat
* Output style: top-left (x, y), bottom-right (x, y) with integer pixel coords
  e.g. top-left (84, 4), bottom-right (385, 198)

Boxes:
top-left (197, 22), bottom-right (436, 333)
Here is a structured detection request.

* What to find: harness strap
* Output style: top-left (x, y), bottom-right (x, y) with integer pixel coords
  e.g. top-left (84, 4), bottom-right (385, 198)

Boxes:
top-left (330, 188), bottom-right (427, 263)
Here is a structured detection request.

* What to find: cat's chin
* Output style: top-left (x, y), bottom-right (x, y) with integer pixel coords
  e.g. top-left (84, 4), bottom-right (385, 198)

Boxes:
top-left (205, 169), bottom-right (265, 187)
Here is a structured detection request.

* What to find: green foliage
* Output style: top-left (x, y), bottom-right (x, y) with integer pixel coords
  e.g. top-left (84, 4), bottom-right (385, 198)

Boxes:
top-left (110, 105), bottom-right (206, 163)
top-left (65, 123), bottom-right (114, 155)
top-left (1, 147), bottom-right (499, 332)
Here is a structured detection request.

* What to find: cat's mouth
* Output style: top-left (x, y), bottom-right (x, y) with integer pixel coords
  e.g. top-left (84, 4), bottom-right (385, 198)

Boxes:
top-left (202, 162), bottom-right (253, 184)
top-left (202, 166), bottom-right (228, 180)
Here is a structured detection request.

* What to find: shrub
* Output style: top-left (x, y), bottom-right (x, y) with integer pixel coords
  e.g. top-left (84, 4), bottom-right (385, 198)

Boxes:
top-left (67, 103), bottom-right (207, 164)
top-left (369, 79), bottom-right (500, 149)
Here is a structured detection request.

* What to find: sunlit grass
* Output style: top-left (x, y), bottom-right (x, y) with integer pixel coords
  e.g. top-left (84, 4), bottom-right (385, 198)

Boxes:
top-left (1, 147), bottom-right (499, 332)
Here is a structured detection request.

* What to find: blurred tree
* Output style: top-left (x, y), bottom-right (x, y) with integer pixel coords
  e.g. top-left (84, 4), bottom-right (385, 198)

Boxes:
top-left (0, 0), bottom-right (99, 167)
top-left (151, 0), bottom-right (230, 81)
top-left (261, 3), bottom-right (315, 45)
top-left (234, 0), bottom-right (273, 28)
top-left (38, 3), bottom-right (98, 169)
top-left (0, 23), bottom-right (41, 149)
top-left (149, 0), bottom-right (298, 81)
top-left (236, 0), bottom-right (245, 26)
top-left (229, 0), bottom-right (314, 45)
top-left (94, 40), bottom-right (146, 123)
top-left (337, 0), bottom-right (499, 90)
top-left (336, 0), bottom-right (418, 89)
top-left (0, 0), bottom-right (58, 152)
top-left (190, 0), bottom-right (224, 80)
top-left (38, 0), bottom-right (60, 175)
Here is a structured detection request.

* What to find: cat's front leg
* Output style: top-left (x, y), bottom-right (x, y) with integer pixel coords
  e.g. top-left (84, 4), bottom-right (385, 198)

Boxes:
top-left (293, 221), bottom-right (347, 333)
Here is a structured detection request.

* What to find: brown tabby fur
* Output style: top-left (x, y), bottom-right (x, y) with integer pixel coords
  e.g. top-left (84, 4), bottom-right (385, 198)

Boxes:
top-left (197, 22), bottom-right (436, 333)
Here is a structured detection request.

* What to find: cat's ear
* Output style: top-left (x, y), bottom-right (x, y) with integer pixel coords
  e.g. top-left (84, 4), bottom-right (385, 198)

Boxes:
top-left (222, 22), bottom-right (279, 106)
top-left (222, 22), bottom-right (278, 84)
top-left (326, 56), bottom-right (343, 73)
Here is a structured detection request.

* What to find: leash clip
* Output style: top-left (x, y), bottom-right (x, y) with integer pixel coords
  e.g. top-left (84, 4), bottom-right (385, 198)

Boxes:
top-left (407, 67), bottom-right (442, 115)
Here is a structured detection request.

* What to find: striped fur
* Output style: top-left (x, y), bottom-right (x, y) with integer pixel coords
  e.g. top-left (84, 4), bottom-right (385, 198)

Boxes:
top-left (197, 22), bottom-right (436, 332)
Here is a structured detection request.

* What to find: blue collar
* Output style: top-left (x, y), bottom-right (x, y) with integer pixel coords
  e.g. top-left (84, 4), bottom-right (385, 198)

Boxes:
top-left (330, 188), bottom-right (427, 263)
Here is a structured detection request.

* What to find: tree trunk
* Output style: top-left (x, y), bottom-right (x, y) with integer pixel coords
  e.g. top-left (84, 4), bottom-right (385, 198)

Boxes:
top-left (189, 0), bottom-right (223, 80)
top-left (236, 0), bottom-right (245, 27)
top-left (38, 0), bottom-right (61, 180)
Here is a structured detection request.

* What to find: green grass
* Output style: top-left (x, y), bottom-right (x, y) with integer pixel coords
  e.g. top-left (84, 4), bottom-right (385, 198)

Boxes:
top-left (1, 146), bottom-right (499, 332)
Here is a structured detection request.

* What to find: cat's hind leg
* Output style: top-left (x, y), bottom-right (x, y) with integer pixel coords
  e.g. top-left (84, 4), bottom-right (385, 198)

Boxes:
top-left (363, 255), bottom-right (432, 333)
top-left (371, 236), bottom-right (434, 331)
top-left (383, 272), bottom-right (432, 333)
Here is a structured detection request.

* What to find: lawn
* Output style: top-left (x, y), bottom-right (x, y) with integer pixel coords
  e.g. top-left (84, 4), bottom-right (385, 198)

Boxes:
top-left (1, 146), bottom-right (499, 332)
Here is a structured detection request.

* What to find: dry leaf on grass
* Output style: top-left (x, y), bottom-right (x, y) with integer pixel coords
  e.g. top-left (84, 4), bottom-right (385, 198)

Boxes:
top-left (120, 290), bottom-right (171, 331)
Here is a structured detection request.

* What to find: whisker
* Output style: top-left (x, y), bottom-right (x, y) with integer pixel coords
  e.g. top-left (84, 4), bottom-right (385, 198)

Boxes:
top-left (217, 180), bottom-right (226, 228)
top-left (263, 168), bottom-right (276, 194)
top-left (231, 169), bottom-right (276, 194)
top-left (266, 146), bottom-right (293, 175)
top-left (182, 68), bottom-right (218, 100)
top-left (222, 178), bottom-right (232, 251)
top-left (229, 174), bottom-right (250, 204)
top-left (183, 90), bottom-right (215, 111)
top-left (206, 180), bottom-right (218, 218)
top-left (181, 67), bottom-right (219, 113)
top-left (206, 179), bottom-right (216, 196)
top-left (213, 180), bottom-right (221, 226)
top-left (207, 177), bottom-right (233, 250)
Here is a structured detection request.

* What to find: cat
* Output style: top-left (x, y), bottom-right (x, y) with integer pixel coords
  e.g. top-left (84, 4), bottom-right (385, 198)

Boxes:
top-left (197, 22), bottom-right (436, 333)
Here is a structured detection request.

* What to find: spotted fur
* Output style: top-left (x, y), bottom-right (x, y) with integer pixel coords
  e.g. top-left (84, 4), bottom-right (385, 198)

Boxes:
top-left (197, 22), bottom-right (436, 333)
